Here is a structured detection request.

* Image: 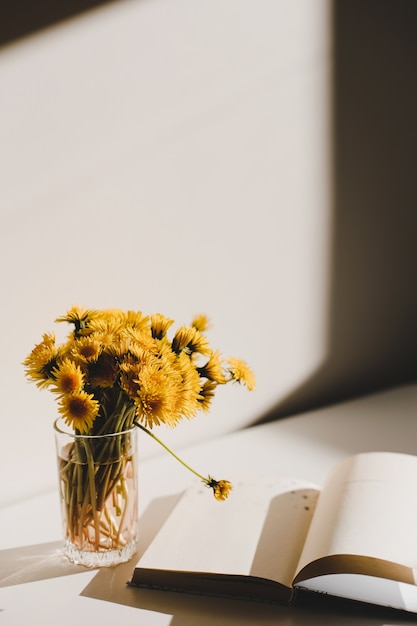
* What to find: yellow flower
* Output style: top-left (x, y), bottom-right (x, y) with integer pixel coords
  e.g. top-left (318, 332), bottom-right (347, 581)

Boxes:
top-left (134, 422), bottom-right (233, 502)
top-left (226, 357), bottom-right (256, 390)
top-left (172, 326), bottom-right (211, 356)
top-left (134, 359), bottom-right (183, 428)
top-left (85, 316), bottom-right (123, 337)
top-left (52, 359), bottom-right (84, 395)
top-left (70, 335), bottom-right (103, 363)
top-left (150, 313), bottom-right (174, 339)
top-left (23, 333), bottom-right (60, 387)
top-left (175, 351), bottom-right (203, 418)
top-left (56, 306), bottom-right (98, 334)
top-left (120, 328), bottom-right (158, 356)
top-left (191, 314), bottom-right (210, 332)
top-left (208, 478), bottom-right (233, 501)
top-left (198, 380), bottom-right (217, 412)
top-left (58, 391), bottom-right (99, 433)
top-left (197, 350), bottom-right (226, 384)
top-left (119, 356), bottom-right (143, 398)
top-left (116, 309), bottom-right (149, 332)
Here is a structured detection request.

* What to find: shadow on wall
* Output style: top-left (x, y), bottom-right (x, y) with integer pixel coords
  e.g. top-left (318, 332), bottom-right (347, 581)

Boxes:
top-left (0, 0), bottom-right (117, 47)
top-left (256, 0), bottom-right (417, 424)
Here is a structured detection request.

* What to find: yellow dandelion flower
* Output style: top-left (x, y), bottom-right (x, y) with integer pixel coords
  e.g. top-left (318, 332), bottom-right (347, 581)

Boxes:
top-left (226, 357), bottom-right (256, 391)
top-left (99, 308), bottom-right (124, 321)
top-left (23, 333), bottom-right (60, 387)
top-left (119, 357), bottom-right (142, 399)
top-left (207, 478), bottom-right (233, 501)
top-left (191, 314), bottom-right (210, 332)
top-left (171, 326), bottom-right (195, 354)
top-left (134, 360), bottom-right (183, 428)
top-left (154, 345), bottom-right (200, 417)
top-left (175, 352), bottom-right (202, 418)
top-left (198, 379), bottom-right (217, 412)
top-left (172, 326), bottom-right (211, 356)
top-left (121, 310), bottom-right (149, 331)
top-left (150, 313), bottom-right (174, 340)
top-left (154, 339), bottom-right (181, 368)
top-left (71, 335), bottom-right (103, 363)
top-left (51, 359), bottom-right (84, 395)
top-left (197, 350), bottom-right (226, 384)
top-left (188, 330), bottom-right (211, 356)
top-left (58, 391), bottom-right (99, 433)
top-left (134, 422), bottom-right (232, 503)
top-left (106, 336), bottom-right (134, 360)
top-left (56, 306), bottom-right (98, 334)
top-left (121, 328), bottom-right (158, 356)
top-left (86, 316), bottom-right (122, 336)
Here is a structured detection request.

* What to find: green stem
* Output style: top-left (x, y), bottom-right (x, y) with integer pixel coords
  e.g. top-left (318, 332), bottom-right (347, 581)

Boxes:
top-left (84, 439), bottom-right (101, 549)
top-left (134, 421), bottom-right (208, 484)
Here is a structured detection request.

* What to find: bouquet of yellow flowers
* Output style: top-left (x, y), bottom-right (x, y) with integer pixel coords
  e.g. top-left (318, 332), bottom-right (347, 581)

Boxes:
top-left (24, 306), bottom-right (254, 565)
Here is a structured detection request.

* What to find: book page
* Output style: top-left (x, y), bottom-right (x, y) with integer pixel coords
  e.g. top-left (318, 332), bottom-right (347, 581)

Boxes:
top-left (135, 476), bottom-right (319, 589)
top-left (297, 573), bottom-right (417, 613)
top-left (294, 451), bottom-right (417, 584)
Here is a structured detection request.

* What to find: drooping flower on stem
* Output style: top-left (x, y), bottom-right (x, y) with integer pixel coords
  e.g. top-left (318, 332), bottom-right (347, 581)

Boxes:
top-left (24, 306), bottom-right (256, 503)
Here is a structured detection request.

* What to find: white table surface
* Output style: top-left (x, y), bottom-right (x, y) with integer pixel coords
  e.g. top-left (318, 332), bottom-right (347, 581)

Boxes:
top-left (1, 384), bottom-right (417, 625)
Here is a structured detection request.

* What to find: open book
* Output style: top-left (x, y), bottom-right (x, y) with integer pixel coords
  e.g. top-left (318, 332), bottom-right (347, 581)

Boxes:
top-left (129, 451), bottom-right (417, 613)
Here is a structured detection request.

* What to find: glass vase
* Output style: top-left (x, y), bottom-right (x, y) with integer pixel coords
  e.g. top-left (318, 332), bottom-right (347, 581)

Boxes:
top-left (54, 418), bottom-right (139, 568)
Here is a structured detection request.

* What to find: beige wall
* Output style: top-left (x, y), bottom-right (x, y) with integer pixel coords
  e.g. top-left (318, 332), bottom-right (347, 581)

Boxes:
top-left (1, 1), bottom-right (415, 503)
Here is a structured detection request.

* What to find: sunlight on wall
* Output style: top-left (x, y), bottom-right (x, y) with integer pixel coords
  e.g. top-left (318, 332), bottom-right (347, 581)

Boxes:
top-left (0, 0), bottom-right (333, 502)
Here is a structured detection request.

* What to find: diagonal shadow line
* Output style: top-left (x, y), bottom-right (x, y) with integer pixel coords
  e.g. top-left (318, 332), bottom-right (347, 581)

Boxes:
top-left (254, 0), bottom-right (417, 427)
top-left (0, 0), bottom-right (119, 48)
